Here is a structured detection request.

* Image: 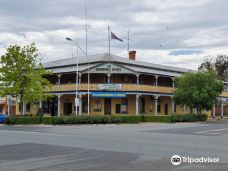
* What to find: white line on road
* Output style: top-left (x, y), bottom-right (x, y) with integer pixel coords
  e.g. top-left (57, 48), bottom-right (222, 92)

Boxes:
top-left (195, 128), bottom-right (228, 134)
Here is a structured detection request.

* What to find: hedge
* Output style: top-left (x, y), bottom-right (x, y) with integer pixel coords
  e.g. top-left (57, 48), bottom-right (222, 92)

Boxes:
top-left (7, 114), bottom-right (208, 125)
top-left (141, 115), bottom-right (173, 122)
top-left (8, 116), bottom-right (42, 125)
top-left (171, 113), bottom-right (208, 122)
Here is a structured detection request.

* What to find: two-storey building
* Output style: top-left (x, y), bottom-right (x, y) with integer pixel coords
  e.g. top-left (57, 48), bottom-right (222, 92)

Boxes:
top-left (15, 51), bottom-right (228, 117)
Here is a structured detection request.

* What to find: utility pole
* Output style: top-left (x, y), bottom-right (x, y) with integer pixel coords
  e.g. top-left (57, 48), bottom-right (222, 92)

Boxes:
top-left (108, 25), bottom-right (111, 62)
top-left (84, 0), bottom-right (90, 115)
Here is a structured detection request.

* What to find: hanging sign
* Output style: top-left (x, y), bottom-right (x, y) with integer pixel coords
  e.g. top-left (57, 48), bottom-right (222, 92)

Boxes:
top-left (92, 92), bottom-right (126, 98)
top-left (97, 84), bottom-right (122, 91)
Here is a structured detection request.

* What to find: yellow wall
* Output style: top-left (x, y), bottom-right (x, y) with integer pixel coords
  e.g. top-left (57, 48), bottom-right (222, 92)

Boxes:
top-left (15, 102), bottom-right (38, 115)
top-left (14, 94), bottom-right (193, 116)
top-left (127, 95), bottom-right (136, 115)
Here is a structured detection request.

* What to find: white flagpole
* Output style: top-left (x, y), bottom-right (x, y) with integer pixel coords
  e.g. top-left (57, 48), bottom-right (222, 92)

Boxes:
top-left (84, 0), bottom-right (90, 115)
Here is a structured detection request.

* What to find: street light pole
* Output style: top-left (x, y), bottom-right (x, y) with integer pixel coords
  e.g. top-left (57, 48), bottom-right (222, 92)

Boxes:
top-left (75, 39), bottom-right (79, 116)
top-left (66, 37), bottom-right (90, 115)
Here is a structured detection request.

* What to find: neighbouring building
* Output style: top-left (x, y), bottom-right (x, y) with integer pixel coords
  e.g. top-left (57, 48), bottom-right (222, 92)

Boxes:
top-left (14, 51), bottom-right (228, 117)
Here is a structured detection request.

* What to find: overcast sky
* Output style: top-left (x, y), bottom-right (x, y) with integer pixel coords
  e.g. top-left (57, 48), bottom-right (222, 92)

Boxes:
top-left (0, 0), bottom-right (228, 69)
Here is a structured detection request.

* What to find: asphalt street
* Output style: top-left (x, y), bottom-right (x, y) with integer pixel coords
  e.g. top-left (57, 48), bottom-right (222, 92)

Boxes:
top-left (0, 120), bottom-right (228, 171)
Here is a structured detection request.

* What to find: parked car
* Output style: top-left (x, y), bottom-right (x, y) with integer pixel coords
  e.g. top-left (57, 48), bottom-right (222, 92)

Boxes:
top-left (0, 113), bottom-right (8, 123)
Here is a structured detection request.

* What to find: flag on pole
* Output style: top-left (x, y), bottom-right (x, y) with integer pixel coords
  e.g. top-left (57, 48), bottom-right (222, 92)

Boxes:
top-left (111, 32), bottom-right (123, 42)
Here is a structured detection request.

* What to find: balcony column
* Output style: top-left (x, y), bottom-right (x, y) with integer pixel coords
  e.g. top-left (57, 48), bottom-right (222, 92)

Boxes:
top-left (184, 105), bottom-right (187, 113)
top-left (136, 74), bottom-right (140, 85)
top-left (79, 95), bottom-right (82, 116)
top-left (107, 74), bottom-right (111, 83)
top-left (22, 100), bottom-right (26, 115)
top-left (78, 73), bottom-right (81, 84)
top-left (155, 75), bottom-right (159, 86)
top-left (136, 94), bottom-right (139, 115)
top-left (57, 74), bottom-right (62, 117)
top-left (221, 99), bottom-right (224, 118)
top-left (39, 101), bottom-right (43, 115)
top-left (212, 102), bottom-right (216, 118)
top-left (172, 77), bottom-right (175, 88)
top-left (171, 97), bottom-right (175, 114)
top-left (154, 96), bottom-right (159, 115)
top-left (57, 74), bottom-right (62, 85)
top-left (57, 94), bottom-right (61, 117)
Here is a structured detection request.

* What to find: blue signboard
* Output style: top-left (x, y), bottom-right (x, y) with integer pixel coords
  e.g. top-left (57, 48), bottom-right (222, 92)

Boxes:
top-left (92, 92), bottom-right (126, 98)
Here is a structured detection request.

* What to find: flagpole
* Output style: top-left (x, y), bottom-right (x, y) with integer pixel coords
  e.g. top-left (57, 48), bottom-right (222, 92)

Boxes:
top-left (108, 25), bottom-right (111, 62)
top-left (85, 0), bottom-right (90, 115)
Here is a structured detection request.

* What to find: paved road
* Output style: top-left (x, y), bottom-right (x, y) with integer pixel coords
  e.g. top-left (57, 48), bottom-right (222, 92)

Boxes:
top-left (0, 121), bottom-right (228, 171)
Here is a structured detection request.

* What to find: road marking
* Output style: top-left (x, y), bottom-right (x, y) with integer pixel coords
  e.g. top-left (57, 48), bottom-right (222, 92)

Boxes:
top-left (0, 129), bottom-right (51, 135)
top-left (195, 128), bottom-right (228, 134)
top-left (204, 132), bottom-right (224, 135)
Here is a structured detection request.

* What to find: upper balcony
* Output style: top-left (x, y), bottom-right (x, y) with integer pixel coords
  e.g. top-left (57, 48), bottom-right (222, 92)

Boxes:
top-left (45, 83), bottom-right (175, 94)
top-left (44, 73), bottom-right (228, 97)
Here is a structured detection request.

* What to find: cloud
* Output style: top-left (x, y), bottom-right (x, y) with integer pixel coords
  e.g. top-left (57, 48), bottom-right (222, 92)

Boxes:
top-left (169, 50), bottom-right (202, 56)
top-left (0, 0), bottom-right (228, 70)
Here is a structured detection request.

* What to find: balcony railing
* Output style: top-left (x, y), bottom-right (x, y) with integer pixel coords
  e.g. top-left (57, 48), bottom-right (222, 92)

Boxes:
top-left (45, 83), bottom-right (175, 94)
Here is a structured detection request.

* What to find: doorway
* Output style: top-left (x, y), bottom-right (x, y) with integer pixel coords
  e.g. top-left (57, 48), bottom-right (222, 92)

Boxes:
top-left (140, 97), bottom-right (145, 114)
top-left (165, 103), bottom-right (168, 115)
top-left (64, 103), bottom-right (72, 115)
top-left (104, 98), bottom-right (111, 115)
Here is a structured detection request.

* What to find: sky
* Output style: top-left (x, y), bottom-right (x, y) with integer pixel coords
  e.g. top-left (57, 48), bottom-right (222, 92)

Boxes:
top-left (0, 0), bottom-right (228, 69)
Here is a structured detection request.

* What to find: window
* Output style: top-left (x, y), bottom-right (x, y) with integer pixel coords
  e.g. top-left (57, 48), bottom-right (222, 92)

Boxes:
top-left (158, 104), bottom-right (161, 113)
top-left (116, 104), bottom-right (121, 114)
top-left (94, 99), bottom-right (102, 112)
top-left (82, 98), bottom-right (88, 113)
top-left (26, 103), bottom-right (30, 112)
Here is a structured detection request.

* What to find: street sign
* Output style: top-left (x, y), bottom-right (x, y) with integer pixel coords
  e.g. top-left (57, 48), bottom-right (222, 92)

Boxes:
top-left (75, 98), bottom-right (79, 107)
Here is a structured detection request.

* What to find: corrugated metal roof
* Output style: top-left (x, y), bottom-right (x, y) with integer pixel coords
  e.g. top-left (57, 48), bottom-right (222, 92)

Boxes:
top-left (47, 64), bottom-right (97, 74)
top-left (123, 65), bottom-right (182, 77)
top-left (44, 53), bottom-right (191, 75)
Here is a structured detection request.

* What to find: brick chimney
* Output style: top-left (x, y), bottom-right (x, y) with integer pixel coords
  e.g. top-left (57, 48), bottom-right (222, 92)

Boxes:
top-left (129, 50), bottom-right (136, 60)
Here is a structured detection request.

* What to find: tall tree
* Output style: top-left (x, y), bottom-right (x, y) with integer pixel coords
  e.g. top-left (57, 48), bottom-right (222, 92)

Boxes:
top-left (199, 55), bottom-right (228, 81)
top-left (174, 70), bottom-right (224, 114)
top-left (0, 43), bottom-right (51, 115)
top-left (198, 56), bottom-right (214, 71)
top-left (214, 55), bottom-right (228, 81)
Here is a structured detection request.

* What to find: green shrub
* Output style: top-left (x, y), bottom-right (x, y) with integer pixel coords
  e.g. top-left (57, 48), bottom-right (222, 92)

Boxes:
top-left (42, 117), bottom-right (56, 125)
top-left (171, 113), bottom-right (208, 122)
top-left (142, 115), bottom-right (173, 122)
top-left (7, 114), bottom-right (207, 125)
top-left (8, 116), bottom-right (42, 125)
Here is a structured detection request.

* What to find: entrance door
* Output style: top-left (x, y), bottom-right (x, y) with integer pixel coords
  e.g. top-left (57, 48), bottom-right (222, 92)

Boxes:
top-left (140, 97), bottom-right (145, 114)
top-left (104, 98), bottom-right (111, 115)
top-left (64, 103), bottom-right (72, 115)
top-left (165, 104), bottom-right (168, 115)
